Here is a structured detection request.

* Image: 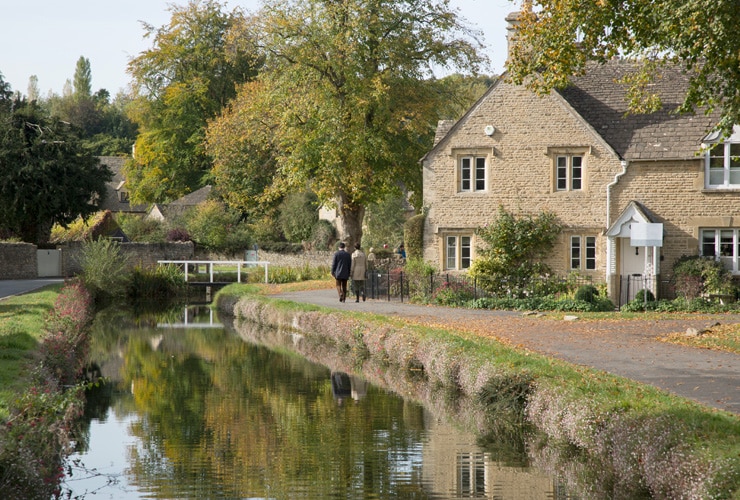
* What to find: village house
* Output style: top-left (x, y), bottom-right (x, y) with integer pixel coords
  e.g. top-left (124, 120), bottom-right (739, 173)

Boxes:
top-left (421, 12), bottom-right (738, 304)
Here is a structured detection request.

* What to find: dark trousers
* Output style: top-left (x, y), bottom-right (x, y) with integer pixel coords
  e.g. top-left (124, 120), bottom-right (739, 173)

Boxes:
top-left (335, 278), bottom-right (348, 301)
top-left (352, 279), bottom-right (365, 300)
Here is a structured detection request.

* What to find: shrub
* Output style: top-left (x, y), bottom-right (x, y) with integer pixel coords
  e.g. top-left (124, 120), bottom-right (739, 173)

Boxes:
top-left (127, 265), bottom-right (186, 299)
top-left (672, 255), bottom-right (733, 299)
top-left (183, 200), bottom-right (252, 253)
top-left (76, 238), bottom-right (130, 301)
top-left (362, 193), bottom-right (408, 250)
top-left (309, 219), bottom-right (336, 250)
top-left (116, 213), bottom-right (165, 242)
top-left (403, 214), bottom-right (425, 260)
top-left (634, 288), bottom-right (656, 302)
top-left (278, 191), bottom-right (319, 243)
top-left (403, 257), bottom-right (437, 302)
top-left (431, 280), bottom-right (477, 306)
top-left (470, 206), bottom-right (562, 297)
top-left (166, 227), bottom-right (191, 242)
top-left (575, 284), bottom-right (599, 304)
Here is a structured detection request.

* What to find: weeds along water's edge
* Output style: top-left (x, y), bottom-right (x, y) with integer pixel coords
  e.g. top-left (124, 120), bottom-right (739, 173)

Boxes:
top-left (0, 280), bottom-right (96, 499)
top-left (215, 291), bottom-right (740, 500)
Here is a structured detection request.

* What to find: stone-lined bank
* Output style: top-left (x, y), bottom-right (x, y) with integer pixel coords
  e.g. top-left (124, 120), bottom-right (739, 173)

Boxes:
top-left (216, 291), bottom-right (740, 500)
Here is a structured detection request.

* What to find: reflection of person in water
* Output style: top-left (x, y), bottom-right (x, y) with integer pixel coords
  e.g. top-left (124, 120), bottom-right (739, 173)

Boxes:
top-left (331, 372), bottom-right (352, 404)
top-left (331, 372), bottom-right (368, 404)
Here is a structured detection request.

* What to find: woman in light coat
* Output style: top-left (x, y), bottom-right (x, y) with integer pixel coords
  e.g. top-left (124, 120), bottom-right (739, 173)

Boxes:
top-left (350, 242), bottom-right (367, 302)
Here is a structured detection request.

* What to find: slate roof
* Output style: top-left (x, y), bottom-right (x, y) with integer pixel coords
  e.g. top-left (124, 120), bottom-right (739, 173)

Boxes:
top-left (147, 185), bottom-right (213, 222)
top-left (558, 60), bottom-right (721, 161)
top-left (97, 156), bottom-right (147, 213)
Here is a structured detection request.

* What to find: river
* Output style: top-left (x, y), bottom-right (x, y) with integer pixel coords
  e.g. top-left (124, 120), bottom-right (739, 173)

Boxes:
top-left (62, 304), bottom-right (574, 499)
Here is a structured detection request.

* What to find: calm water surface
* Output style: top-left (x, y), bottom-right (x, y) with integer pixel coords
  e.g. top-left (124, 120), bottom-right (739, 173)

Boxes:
top-left (63, 305), bottom-right (572, 499)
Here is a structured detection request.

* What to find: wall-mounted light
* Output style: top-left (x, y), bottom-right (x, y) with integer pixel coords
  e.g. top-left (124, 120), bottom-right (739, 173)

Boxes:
top-left (484, 125), bottom-right (495, 136)
top-left (635, 247), bottom-right (639, 256)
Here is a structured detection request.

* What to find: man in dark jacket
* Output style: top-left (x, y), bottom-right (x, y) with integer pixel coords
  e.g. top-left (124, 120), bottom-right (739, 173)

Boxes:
top-left (331, 242), bottom-right (352, 302)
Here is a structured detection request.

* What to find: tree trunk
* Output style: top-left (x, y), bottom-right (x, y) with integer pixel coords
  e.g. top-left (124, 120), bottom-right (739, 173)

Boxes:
top-left (336, 196), bottom-right (365, 250)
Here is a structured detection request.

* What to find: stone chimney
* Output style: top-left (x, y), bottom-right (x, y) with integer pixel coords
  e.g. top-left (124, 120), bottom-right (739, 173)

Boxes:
top-left (505, 2), bottom-right (533, 62)
top-left (505, 11), bottom-right (523, 63)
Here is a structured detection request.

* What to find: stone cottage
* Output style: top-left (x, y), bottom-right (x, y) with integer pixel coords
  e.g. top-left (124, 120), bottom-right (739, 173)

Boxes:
top-left (421, 14), bottom-right (738, 304)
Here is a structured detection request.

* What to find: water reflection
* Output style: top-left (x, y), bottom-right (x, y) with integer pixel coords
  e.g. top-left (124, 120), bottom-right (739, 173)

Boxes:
top-left (65, 304), bottom-right (570, 499)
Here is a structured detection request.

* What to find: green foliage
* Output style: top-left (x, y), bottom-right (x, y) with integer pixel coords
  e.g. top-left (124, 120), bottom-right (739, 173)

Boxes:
top-left (182, 200), bottom-right (252, 254)
top-left (431, 280), bottom-right (477, 307)
top-left (126, 0), bottom-right (262, 203)
top-left (207, 0), bottom-right (484, 246)
top-left (404, 213), bottom-right (425, 261)
top-left (50, 210), bottom-right (123, 243)
top-left (403, 257), bottom-right (437, 302)
top-left (362, 193), bottom-right (409, 250)
top-left (0, 94), bottom-right (112, 244)
top-left (574, 284), bottom-right (599, 304)
top-left (115, 213), bottom-right (166, 242)
top-left (672, 255), bottom-right (734, 299)
top-left (470, 295), bottom-right (615, 313)
top-left (309, 220), bottom-right (335, 251)
top-left (506, 0), bottom-right (740, 134)
top-left (127, 265), bottom-right (186, 299)
top-left (249, 264), bottom-right (331, 284)
top-left (76, 238), bottom-right (130, 301)
top-left (0, 280), bottom-right (95, 498)
top-left (469, 206), bottom-right (562, 297)
top-left (634, 289), bottom-right (656, 302)
top-left (249, 211), bottom-right (285, 245)
top-left (278, 192), bottom-right (319, 243)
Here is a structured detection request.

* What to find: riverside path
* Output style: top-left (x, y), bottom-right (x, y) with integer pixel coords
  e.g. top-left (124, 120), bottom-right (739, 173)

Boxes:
top-left (273, 288), bottom-right (740, 415)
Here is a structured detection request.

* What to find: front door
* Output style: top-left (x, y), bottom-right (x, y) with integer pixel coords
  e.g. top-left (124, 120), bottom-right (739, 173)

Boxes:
top-left (619, 237), bottom-right (645, 303)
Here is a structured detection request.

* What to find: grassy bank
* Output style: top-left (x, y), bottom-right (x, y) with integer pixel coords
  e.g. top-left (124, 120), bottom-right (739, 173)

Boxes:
top-left (0, 282), bottom-right (95, 498)
top-left (0, 284), bottom-right (63, 419)
top-left (216, 285), bottom-right (740, 499)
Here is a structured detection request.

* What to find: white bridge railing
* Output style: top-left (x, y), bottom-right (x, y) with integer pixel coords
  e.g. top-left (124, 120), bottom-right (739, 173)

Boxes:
top-left (157, 260), bottom-right (270, 284)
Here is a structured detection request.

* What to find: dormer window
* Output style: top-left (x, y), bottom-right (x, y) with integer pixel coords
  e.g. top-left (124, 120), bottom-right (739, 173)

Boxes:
top-left (706, 142), bottom-right (740, 188)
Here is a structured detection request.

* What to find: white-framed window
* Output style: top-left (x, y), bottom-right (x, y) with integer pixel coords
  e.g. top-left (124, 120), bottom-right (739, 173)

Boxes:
top-left (570, 236), bottom-right (596, 270)
top-left (706, 142), bottom-right (740, 188)
top-left (700, 228), bottom-right (739, 272)
top-left (445, 235), bottom-right (472, 270)
top-left (459, 156), bottom-right (486, 192)
top-left (556, 155), bottom-right (583, 191)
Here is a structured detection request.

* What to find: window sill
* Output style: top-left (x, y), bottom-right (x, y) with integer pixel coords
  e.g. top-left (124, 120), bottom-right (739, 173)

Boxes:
top-left (703, 187), bottom-right (740, 193)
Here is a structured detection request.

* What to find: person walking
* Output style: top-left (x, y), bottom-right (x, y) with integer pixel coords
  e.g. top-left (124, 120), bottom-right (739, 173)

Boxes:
top-left (331, 242), bottom-right (352, 302)
top-left (350, 242), bottom-right (367, 302)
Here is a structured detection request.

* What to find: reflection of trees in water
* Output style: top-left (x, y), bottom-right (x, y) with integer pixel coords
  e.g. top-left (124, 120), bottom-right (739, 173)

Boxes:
top-left (86, 317), bottom-right (431, 498)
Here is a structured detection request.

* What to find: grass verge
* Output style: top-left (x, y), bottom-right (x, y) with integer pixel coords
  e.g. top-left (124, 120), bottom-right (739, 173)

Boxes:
top-left (0, 284), bottom-right (63, 419)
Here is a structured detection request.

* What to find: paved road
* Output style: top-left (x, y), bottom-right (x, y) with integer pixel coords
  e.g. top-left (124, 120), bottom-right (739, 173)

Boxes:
top-left (274, 288), bottom-right (740, 415)
top-left (0, 279), bottom-right (64, 300)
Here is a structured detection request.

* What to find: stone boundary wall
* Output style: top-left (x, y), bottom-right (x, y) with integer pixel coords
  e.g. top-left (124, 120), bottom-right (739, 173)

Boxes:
top-left (0, 243), bottom-right (37, 279)
top-left (257, 250), bottom-right (333, 268)
top-left (60, 241), bottom-right (195, 277)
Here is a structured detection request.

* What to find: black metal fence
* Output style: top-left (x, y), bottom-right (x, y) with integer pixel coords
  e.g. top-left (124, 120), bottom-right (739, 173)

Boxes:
top-left (363, 268), bottom-right (596, 303)
top-left (617, 274), bottom-right (675, 308)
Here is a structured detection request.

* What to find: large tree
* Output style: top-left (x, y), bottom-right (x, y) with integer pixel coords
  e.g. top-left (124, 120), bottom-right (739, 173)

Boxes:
top-left (506, 0), bottom-right (740, 133)
top-left (125, 0), bottom-right (263, 204)
top-left (0, 77), bottom-right (111, 245)
top-left (207, 0), bottom-right (484, 248)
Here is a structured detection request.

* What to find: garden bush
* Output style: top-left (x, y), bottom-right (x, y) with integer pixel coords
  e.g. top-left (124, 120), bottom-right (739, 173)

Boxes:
top-left (127, 265), bottom-right (187, 299)
top-left (309, 219), bottom-right (335, 250)
top-left (574, 284), bottom-right (599, 304)
top-left (672, 255), bottom-right (734, 299)
top-left (76, 238), bottom-right (130, 302)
